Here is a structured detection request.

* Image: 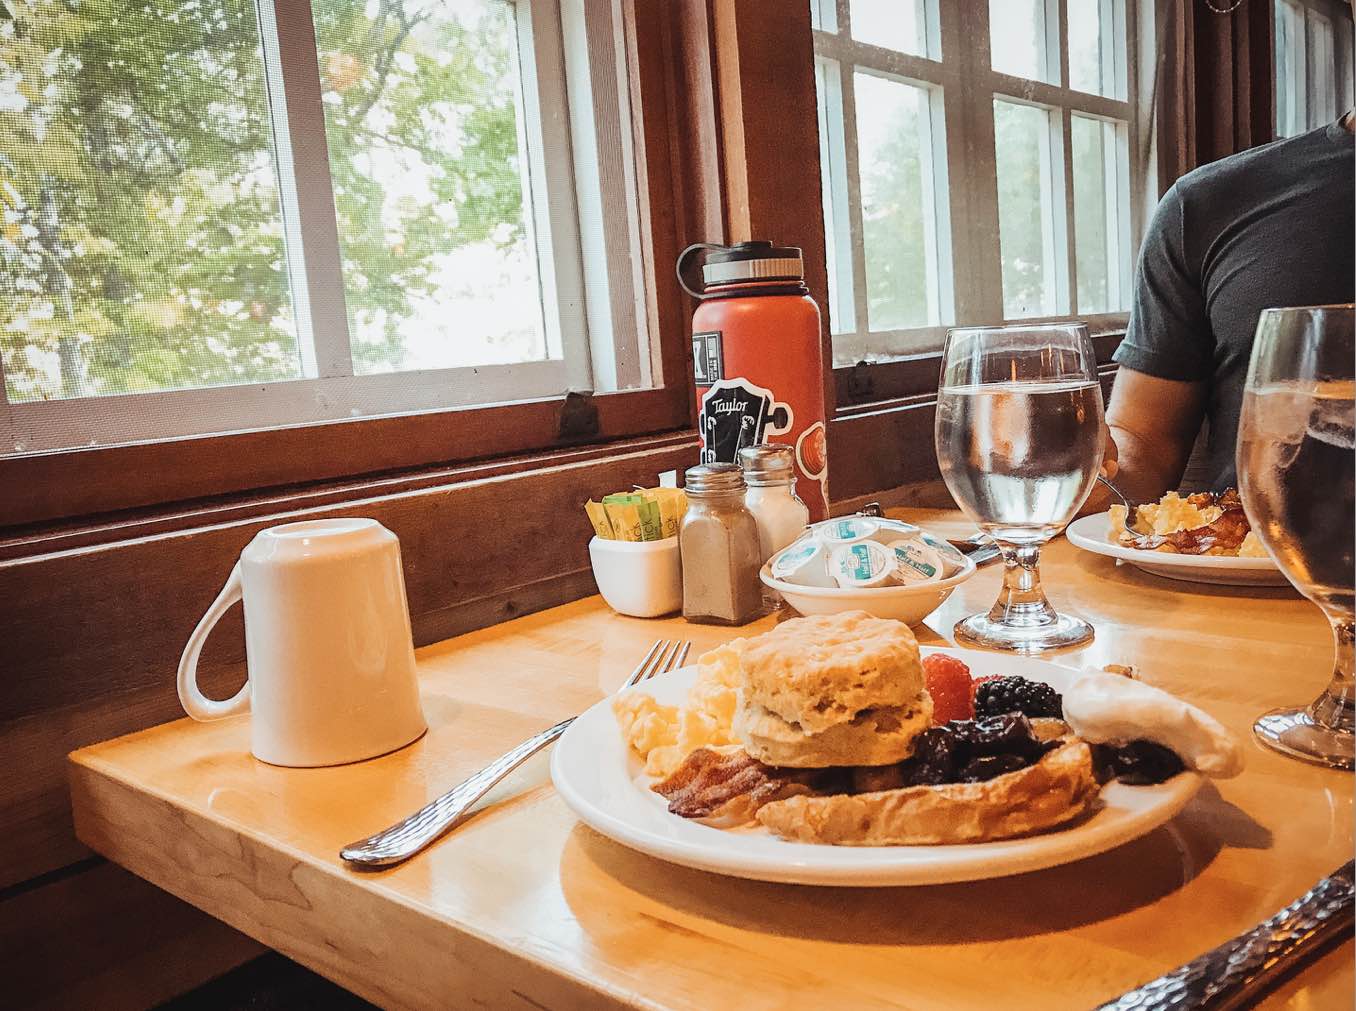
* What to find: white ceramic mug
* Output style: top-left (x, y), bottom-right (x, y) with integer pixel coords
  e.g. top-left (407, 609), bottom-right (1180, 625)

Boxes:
top-left (177, 518), bottom-right (427, 767)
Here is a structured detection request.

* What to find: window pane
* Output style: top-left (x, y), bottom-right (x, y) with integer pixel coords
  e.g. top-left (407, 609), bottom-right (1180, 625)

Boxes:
top-left (855, 73), bottom-right (937, 331)
top-left (1307, 11), bottom-right (1338, 128)
top-left (810, 0), bottom-right (838, 34)
top-left (1275, 0), bottom-right (1307, 137)
top-left (1068, 0), bottom-right (1125, 98)
top-left (1071, 115), bottom-right (1128, 314)
top-left (994, 99), bottom-right (1058, 318)
top-left (989, 0), bottom-right (1053, 83)
top-left (0, 1), bottom-right (299, 403)
top-left (815, 60), bottom-right (855, 335)
top-left (312, 0), bottom-right (545, 375)
top-left (850, 0), bottom-right (925, 56)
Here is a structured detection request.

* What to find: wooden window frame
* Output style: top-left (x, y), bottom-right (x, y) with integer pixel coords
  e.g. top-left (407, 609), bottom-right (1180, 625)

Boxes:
top-left (1, 0), bottom-right (1145, 535)
top-left (0, 1), bottom-right (698, 531)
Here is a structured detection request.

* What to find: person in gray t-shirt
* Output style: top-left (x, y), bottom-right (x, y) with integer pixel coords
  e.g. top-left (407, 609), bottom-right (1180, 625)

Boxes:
top-left (1093, 114), bottom-right (1354, 505)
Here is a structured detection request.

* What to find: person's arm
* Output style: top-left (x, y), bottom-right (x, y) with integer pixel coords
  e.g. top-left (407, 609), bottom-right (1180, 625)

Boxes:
top-left (1082, 181), bottom-right (1214, 513)
top-left (1084, 369), bottom-right (1207, 512)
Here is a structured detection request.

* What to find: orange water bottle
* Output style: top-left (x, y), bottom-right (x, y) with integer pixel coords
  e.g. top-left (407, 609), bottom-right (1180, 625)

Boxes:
top-left (677, 241), bottom-right (830, 521)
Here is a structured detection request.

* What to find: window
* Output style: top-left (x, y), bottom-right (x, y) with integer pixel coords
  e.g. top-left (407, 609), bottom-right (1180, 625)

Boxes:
top-left (0, 0), bottom-right (652, 454)
top-left (1275, 0), bottom-right (1355, 139)
top-left (812, 0), bottom-right (1139, 365)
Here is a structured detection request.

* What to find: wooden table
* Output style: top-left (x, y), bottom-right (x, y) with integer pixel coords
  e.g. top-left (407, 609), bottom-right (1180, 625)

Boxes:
top-left (69, 510), bottom-right (1354, 1010)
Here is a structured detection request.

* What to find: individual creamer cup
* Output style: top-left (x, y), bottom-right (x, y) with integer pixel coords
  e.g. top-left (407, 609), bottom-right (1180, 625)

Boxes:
top-left (770, 538), bottom-right (836, 587)
top-left (919, 531), bottom-right (967, 576)
top-left (868, 518), bottom-right (922, 543)
top-left (830, 541), bottom-right (896, 588)
top-left (815, 516), bottom-right (880, 547)
top-left (886, 538), bottom-right (943, 584)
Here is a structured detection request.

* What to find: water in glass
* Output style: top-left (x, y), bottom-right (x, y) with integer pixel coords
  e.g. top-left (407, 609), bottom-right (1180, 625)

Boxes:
top-left (1237, 305), bottom-right (1355, 769)
top-left (935, 324), bottom-right (1102, 653)
top-left (936, 379), bottom-right (1104, 544)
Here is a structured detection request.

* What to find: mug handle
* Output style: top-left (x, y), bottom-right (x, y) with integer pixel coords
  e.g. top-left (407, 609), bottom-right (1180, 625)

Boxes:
top-left (176, 564), bottom-right (252, 721)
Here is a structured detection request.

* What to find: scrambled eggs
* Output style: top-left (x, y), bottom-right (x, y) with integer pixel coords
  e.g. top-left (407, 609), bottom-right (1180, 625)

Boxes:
top-left (1110, 493), bottom-right (1266, 557)
top-left (613, 639), bottom-right (744, 777)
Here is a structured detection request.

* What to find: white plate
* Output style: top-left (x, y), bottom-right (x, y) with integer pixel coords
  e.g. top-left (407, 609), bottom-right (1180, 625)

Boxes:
top-left (550, 649), bottom-right (1202, 887)
top-left (1066, 513), bottom-right (1290, 587)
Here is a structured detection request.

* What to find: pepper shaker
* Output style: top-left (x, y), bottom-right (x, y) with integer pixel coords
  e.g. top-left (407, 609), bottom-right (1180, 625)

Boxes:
top-left (679, 463), bottom-right (764, 625)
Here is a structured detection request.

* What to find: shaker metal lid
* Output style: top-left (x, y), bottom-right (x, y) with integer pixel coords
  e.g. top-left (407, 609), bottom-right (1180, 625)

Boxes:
top-left (684, 461), bottom-right (746, 494)
top-left (738, 443), bottom-right (795, 485)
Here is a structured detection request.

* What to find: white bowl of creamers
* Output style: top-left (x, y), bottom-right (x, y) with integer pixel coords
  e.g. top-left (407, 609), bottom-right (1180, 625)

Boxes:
top-left (760, 516), bottom-right (976, 625)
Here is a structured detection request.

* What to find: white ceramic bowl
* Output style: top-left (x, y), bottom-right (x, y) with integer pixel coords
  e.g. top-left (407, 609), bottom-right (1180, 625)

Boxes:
top-left (589, 535), bottom-right (682, 618)
top-left (760, 552), bottom-right (976, 624)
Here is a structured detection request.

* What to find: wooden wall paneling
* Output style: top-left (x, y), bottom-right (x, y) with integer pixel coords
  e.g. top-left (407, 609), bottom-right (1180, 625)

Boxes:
top-left (710, 0), bottom-right (836, 494)
top-left (0, 433), bottom-right (698, 560)
top-left (1, 386), bottom-right (692, 531)
top-left (829, 359), bottom-right (1121, 503)
top-left (828, 397), bottom-right (941, 503)
top-left (1, 861), bottom-right (264, 1010)
top-left (624, 0), bottom-right (711, 410)
top-left (0, 440), bottom-right (697, 892)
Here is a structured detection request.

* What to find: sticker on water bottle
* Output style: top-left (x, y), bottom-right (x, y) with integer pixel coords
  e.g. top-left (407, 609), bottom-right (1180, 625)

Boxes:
top-left (697, 378), bottom-right (793, 465)
top-left (692, 331), bottom-right (724, 384)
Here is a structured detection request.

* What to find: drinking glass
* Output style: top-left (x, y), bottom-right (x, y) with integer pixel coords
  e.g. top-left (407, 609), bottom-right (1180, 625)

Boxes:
top-left (935, 324), bottom-right (1104, 652)
top-left (1237, 305), bottom-right (1355, 769)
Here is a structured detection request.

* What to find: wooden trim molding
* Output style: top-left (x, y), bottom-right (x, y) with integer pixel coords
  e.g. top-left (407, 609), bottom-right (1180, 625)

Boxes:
top-left (1, 389), bottom-right (691, 530)
top-left (833, 330), bottom-right (1127, 410)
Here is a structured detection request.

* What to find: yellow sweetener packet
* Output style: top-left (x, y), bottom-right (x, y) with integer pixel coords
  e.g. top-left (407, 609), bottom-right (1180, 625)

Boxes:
top-left (604, 500), bottom-right (644, 542)
top-left (640, 487), bottom-right (687, 538)
top-left (637, 498), bottom-right (663, 541)
top-left (585, 500), bottom-right (614, 539)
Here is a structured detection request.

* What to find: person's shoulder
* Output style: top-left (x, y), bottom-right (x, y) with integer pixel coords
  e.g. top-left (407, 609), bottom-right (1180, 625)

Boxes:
top-left (1174, 124), bottom-right (1344, 200)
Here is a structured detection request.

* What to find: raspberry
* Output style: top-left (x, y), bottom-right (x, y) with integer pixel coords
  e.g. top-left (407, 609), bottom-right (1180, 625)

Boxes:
top-left (923, 653), bottom-right (974, 724)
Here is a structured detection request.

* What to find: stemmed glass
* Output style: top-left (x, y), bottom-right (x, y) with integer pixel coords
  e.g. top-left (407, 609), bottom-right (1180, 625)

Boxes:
top-left (935, 324), bottom-right (1104, 653)
top-left (1237, 305), bottom-right (1355, 769)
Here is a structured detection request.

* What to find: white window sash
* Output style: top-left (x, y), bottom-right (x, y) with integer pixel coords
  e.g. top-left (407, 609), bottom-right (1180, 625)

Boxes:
top-left (255, 0), bottom-right (353, 381)
top-left (3, 0), bottom-right (634, 456)
top-left (816, 0), bottom-right (1140, 366)
top-left (6, 360), bottom-right (572, 453)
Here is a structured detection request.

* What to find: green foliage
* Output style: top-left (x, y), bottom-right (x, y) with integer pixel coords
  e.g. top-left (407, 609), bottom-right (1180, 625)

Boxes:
top-left (994, 98), bottom-right (1049, 318)
top-left (0, 0), bottom-right (523, 400)
top-left (856, 74), bottom-right (929, 332)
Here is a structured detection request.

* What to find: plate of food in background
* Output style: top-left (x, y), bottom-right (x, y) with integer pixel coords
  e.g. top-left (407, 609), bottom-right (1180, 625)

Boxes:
top-left (1065, 489), bottom-right (1289, 587)
top-left (551, 612), bottom-right (1241, 886)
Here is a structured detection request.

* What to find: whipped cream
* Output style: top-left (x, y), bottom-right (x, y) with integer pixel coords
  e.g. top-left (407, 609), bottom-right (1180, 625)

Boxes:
top-left (1062, 669), bottom-right (1245, 777)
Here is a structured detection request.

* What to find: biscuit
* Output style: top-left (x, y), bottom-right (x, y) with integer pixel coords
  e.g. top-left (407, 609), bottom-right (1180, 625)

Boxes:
top-left (739, 611), bottom-right (924, 733)
top-left (735, 694), bottom-right (933, 768)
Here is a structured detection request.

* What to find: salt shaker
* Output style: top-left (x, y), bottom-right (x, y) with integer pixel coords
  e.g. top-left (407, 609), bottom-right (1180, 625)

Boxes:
top-left (738, 444), bottom-right (811, 563)
top-left (679, 463), bottom-right (764, 625)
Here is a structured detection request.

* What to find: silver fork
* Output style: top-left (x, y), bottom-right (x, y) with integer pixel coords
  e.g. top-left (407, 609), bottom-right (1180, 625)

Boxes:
top-left (340, 638), bottom-right (690, 868)
top-left (1097, 473), bottom-right (1140, 527)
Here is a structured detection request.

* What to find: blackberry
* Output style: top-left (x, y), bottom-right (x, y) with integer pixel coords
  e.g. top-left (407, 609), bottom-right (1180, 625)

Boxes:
top-left (1092, 740), bottom-right (1185, 785)
top-left (974, 676), bottom-right (1063, 719)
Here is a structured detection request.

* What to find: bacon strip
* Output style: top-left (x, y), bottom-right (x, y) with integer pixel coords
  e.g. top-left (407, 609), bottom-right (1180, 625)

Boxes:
top-left (1122, 507), bottom-right (1251, 555)
top-left (652, 748), bottom-right (832, 825)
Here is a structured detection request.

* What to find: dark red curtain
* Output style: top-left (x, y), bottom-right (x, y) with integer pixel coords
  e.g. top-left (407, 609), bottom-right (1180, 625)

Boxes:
top-left (1154, 0), bottom-right (1276, 190)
